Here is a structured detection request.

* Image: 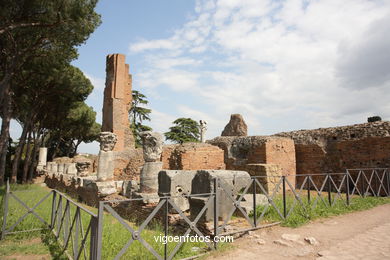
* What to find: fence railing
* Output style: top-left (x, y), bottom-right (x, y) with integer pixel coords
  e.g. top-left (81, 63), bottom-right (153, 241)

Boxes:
top-left (1, 168), bottom-right (389, 260)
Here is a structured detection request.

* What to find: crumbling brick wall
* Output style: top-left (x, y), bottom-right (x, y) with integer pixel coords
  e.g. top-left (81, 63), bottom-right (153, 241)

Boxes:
top-left (161, 143), bottom-right (225, 170)
top-left (208, 136), bottom-right (296, 188)
top-left (276, 121), bottom-right (390, 190)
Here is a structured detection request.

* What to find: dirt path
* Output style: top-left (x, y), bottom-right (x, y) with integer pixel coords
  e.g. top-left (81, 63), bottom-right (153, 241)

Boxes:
top-left (207, 204), bottom-right (390, 260)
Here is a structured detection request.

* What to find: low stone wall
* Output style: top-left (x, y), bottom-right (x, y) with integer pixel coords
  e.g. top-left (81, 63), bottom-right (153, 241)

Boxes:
top-left (44, 173), bottom-right (125, 206)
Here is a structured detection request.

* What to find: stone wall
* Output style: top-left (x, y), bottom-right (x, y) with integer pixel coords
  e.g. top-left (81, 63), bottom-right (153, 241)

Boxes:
top-left (161, 143), bottom-right (225, 170)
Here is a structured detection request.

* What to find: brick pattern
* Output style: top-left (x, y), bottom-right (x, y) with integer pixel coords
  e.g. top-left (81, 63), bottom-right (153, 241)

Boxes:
top-left (161, 143), bottom-right (225, 170)
top-left (102, 54), bottom-right (134, 151)
top-left (208, 136), bottom-right (296, 188)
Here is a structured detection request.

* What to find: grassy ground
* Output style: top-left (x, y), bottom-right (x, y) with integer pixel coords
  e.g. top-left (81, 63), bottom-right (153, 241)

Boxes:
top-left (0, 184), bottom-right (217, 259)
top-left (1, 184), bottom-right (389, 259)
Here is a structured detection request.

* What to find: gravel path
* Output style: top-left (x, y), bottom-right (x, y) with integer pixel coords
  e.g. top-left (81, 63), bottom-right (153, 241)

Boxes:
top-left (206, 204), bottom-right (390, 260)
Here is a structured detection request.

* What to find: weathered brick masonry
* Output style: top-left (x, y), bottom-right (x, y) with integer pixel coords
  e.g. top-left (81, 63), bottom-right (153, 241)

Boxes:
top-left (276, 121), bottom-right (390, 190)
top-left (161, 143), bottom-right (225, 170)
top-left (208, 136), bottom-right (296, 189)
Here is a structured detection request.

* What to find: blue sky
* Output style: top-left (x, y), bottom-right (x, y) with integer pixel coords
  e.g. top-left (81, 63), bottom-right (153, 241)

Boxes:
top-left (9, 0), bottom-right (390, 154)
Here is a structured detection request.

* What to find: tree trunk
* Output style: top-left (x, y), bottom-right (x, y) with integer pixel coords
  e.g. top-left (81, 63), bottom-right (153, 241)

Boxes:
top-left (73, 140), bottom-right (82, 157)
top-left (11, 121), bottom-right (31, 180)
top-left (22, 131), bottom-right (32, 183)
top-left (0, 88), bottom-right (12, 183)
top-left (0, 143), bottom-right (7, 185)
top-left (27, 133), bottom-right (40, 182)
top-left (51, 134), bottom-right (62, 159)
top-left (27, 132), bottom-right (39, 181)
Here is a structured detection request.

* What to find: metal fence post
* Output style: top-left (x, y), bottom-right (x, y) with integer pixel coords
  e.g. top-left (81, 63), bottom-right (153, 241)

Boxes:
top-left (90, 216), bottom-right (99, 260)
top-left (346, 172), bottom-right (350, 206)
top-left (252, 178), bottom-right (257, 227)
top-left (164, 197), bottom-right (169, 260)
top-left (1, 180), bottom-right (10, 240)
top-left (387, 169), bottom-right (390, 197)
top-left (50, 190), bottom-right (57, 229)
top-left (373, 170), bottom-right (377, 197)
top-left (213, 178), bottom-right (219, 250)
top-left (327, 174), bottom-right (332, 206)
top-left (96, 202), bottom-right (104, 260)
top-left (361, 171), bottom-right (365, 197)
top-left (282, 176), bottom-right (286, 219)
top-left (307, 176), bottom-right (311, 204)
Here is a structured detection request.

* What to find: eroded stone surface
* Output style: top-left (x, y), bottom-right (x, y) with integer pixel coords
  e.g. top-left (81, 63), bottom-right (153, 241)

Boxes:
top-left (221, 114), bottom-right (248, 136)
top-left (190, 170), bottom-right (251, 221)
top-left (158, 170), bottom-right (198, 211)
top-left (140, 131), bottom-right (163, 162)
top-left (140, 162), bottom-right (163, 193)
top-left (97, 150), bottom-right (114, 181)
top-left (99, 132), bottom-right (117, 152)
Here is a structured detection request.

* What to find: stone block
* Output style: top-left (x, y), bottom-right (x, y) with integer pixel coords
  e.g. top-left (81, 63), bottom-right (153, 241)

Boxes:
top-left (121, 180), bottom-right (140, 198)
top-left (66, 163), bottom-right (77, 175)
top-left (158, 170), bottom-right (197, 212)
top-left (57, 163), bottom-right (65, 174)
top-left (245, 164), bottom-right (283, 193)
top-left (190, 170), bottom-right (251, 221)
top-left (239, 194), bottom-right (269, 215)
top-left (95, 181), bottom-right (117, 197)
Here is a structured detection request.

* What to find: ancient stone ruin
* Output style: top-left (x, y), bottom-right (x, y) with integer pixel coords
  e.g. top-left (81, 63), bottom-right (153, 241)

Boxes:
top-left (102, 54), bottom-right (134, 151)
top-left (101, 54), bottom-right (144, 179)
top-left (97, 131), bottom-right (117, 181)
top-left (41, 54), bottom-right (390, 233)
top-left (139, 131), bottom-right (164, 194)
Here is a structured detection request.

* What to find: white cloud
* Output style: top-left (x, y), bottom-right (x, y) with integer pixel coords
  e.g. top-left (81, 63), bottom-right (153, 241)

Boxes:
top-left (129, 38), bottom-right (179, 52)
top-left (128, 0), bottom-right (390, 137)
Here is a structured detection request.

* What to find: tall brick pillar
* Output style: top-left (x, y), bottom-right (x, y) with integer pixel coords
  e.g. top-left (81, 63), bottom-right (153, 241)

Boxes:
top-left (102, 54), bottom-right (134, 151)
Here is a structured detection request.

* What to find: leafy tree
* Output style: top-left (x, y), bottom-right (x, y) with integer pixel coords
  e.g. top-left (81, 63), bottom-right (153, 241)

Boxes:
top-left (8, 62), bottom-right (97, 182)
top-left (164, 118), bottom-right (200, 144)
top-left (129, 90), bottom-right (152, 147)
top-left (0, 0), bottom-right (101, 183)
top-left (47, 102), bottom-right (101, 158)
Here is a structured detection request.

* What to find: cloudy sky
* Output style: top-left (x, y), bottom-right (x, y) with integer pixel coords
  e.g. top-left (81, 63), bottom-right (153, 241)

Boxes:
top-left (11, 0), bottom-right (390, 154)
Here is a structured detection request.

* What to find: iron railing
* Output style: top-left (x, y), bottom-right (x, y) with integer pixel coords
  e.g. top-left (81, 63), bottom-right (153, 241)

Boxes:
top-left (1, 182), bottom-right (98, 260)
top-left (1, 168), bottom-right (389, 259)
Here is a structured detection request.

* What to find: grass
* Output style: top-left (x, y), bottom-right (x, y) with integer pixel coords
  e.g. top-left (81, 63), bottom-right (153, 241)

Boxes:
top-left (249, 190), bottom-right (390, 227)
top-left (0, 184), bottom-right (220, 259)
top-left (1, 184), bottom-right (389, 259)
